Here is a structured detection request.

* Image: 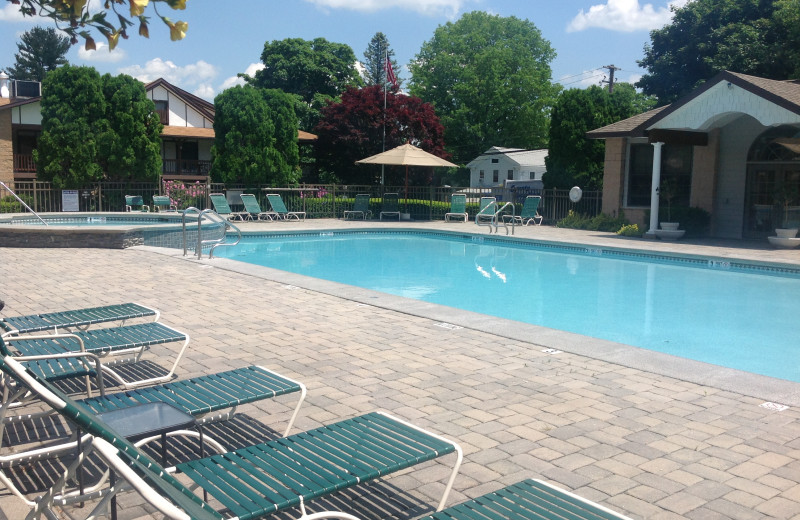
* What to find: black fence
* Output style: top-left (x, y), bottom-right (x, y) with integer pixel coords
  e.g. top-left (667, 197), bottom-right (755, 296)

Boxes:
top-left (1, 181), bottom-right (602, 223)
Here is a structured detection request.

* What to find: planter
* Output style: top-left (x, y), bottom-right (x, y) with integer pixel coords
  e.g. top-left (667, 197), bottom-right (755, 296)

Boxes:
top-left (767, 236), bottom-right (800, 249)
top-left (400, 213), bottom-right (412, 221)
top-left (659, 222), bottom-right (680, 231)
top-left (775, 228), bottom-right (798, 239)
top-left (654, 229), bottom-right (686, 240)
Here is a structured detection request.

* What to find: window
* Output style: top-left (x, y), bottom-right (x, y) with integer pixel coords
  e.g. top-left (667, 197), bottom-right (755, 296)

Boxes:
top-left (507, 169), bottom-right (514, 180)
top-left (529, 172), bottom-right (535, 180)
top-left (154, 100), bottom-right (169, 125)
top-left (491, 158), bottom-right (499, 163)
top-left (479, 170), bottom-right (485, 182)
top-left (626, 143), bottom-right (693, 207)
top-left (493, 170), bottom-right (499, 183)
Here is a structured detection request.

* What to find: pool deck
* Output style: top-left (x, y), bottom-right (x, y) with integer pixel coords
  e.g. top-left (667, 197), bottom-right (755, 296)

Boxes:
top-left (1, 219), bottom-right (800, 519)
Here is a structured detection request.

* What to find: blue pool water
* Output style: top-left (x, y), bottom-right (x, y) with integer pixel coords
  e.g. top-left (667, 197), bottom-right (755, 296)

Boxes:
top-left (216, 232), bottom-right (800, 382)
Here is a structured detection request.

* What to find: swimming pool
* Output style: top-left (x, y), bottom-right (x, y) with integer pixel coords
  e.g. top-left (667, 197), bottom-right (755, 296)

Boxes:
top-left (216, 231), bottom-right (800, 383)
top-left (0, 214), bottom-right (185, 226)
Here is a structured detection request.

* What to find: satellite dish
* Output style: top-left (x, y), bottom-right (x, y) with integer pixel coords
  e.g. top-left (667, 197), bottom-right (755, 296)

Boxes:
top-left (569, 186), bottom-right (583, 203)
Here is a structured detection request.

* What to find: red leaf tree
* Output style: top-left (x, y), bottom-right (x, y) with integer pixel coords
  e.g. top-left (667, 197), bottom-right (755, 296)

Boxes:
top-left (314, 85), bottom-right (448, 185)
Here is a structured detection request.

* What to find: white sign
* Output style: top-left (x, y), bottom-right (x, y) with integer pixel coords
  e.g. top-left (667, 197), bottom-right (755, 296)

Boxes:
top-left (61, 190), bottom-right (80, 212)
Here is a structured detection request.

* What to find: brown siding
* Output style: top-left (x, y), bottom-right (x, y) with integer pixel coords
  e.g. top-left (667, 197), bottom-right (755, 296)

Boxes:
top-left (0, 108), bottom-right (13, 185)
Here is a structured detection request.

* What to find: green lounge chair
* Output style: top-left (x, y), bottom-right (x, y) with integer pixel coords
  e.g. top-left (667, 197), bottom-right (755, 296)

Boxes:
top-left (343, 193), bottom-right (372, 220)
top-left (445, 194), bottom-right (468, 222)
top-left (3, 322), bottom-right (189, 390)
top-left (153, 195), bottom-right (178, 212)
top-left (209, 192), bottom-right (246, 221)
top-left (239, 193), bottom-right (275, 221)
top-left (1, 302), bottom-right (158, 336)
top-left (379, 192), bottom-right (401, 220)
top-left (475, 196), bottom-right (497, 224)
top-left (124, 195), bottom-right (150, 212)
top-left (266, 193), bottom-right (306, 221)
top-left (418, 478), bottom-right (633, 520)
top-left (503, 195), bottom-right (543, 226)
top-left (0, 354), bottom-right (463, 520)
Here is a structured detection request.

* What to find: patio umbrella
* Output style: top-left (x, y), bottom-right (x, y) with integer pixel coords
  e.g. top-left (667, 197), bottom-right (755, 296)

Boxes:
top-left (355, 143), bottom-right (457, 198)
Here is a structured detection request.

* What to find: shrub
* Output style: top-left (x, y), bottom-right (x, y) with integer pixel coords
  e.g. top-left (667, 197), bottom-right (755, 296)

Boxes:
top-left (616, 223), bottom-right (641, 237)
top-left (0, 194), bottom-right (34, 213)
top-left (557, 210), bottom-right (627, 232)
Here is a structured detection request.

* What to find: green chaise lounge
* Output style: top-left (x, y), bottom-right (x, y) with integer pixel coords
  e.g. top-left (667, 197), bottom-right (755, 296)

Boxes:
top-left (475, 196), bottom-right (497, 224)
top-left (153, 195), bottom-right (178, 212)
top-left (444, 193), bottom-right (468, 222)
top-left (239, 194), bottom-right (275, 221)
top-left (266, 193), bottom-right (306, 221)
top-left (343, 193), bottom-right (372, 220)
top-left (124, 195), bottom-right (150, 212)
top-left (379, 192), bottom-right (401, 221)
top-left (418, 478), bottom-right (633, 520)
top-left (503, 195), bottom-right (543, 226)
top-left (209, 193), bottom-right (247, 221)
top-left (1, 302), bottom-right (159, 337)
top-left (0, 354), bottom-right (463, 520)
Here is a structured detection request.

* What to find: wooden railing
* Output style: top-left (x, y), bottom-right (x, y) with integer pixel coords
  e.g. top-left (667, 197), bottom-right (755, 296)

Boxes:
top-left (13, 154), bottom-right (36, 173)
top-left (162, 159), bottom-right (212, 175)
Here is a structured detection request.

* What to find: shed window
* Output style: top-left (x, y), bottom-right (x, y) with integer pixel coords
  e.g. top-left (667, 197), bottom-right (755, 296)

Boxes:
top-left (507, 169), bottom-right (514, 180)
top-left (491, 158), bottom-right (499, 163)
top-left (493, 170), bottom-right (499, 183)
top-left (479, 170), bottom-right (485, 182)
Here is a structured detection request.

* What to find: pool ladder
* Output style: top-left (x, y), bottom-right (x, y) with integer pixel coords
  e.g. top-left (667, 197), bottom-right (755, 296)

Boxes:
top-left (475, 202), bottom-right (516, 235)
top-left (0, 181), bottom-right (48, 225)
top-left (181, 208), bottom-right (241, 259)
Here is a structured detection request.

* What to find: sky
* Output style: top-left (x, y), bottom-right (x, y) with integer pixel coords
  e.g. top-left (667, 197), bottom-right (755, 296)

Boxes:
top-left (0, 0), bottom-right (689, 101)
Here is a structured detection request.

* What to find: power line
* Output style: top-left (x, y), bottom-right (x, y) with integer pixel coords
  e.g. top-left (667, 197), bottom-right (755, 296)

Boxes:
top-left (601, 64), bottom-right (621, 92)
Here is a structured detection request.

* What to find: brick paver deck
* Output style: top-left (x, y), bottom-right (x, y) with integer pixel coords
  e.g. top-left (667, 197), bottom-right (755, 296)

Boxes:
top-left (1, 220), bottom-right (799, 520)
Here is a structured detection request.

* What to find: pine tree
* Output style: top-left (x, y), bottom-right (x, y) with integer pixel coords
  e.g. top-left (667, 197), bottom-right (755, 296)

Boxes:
top-left (7, 26), bottom-right (70, 81)
top-left (363, 32), bottom-right (401, 87)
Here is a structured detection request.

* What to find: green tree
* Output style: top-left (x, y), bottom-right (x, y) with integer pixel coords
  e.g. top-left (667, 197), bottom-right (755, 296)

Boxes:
top-left (409, 11), bottom-right (558, 164)
top-left (34, 65), bottom-right (106, 188)
top-left (637, 0), bottom-right (800, 104)
top-left (211, 86), bottom-right (300, 185)
top-left (10, 0), bottom-right (190, 50)
top-left (6, 26), bottom-right (70, 81)
top-left (544, 84), bottom-right (656, 190)
top-left (247, 37), bottom-right (363, 103)
top-left (363, 32), bottom-right (401, 87)
top-left (98, 73), bottom-right (162, 182)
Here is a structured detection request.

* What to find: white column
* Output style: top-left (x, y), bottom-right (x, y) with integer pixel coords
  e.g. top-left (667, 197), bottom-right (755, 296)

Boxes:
top-left (647, 142), bottom-right (664, 235)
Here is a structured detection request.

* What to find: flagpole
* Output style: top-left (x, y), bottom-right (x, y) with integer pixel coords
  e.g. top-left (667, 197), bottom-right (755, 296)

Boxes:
top-left (381, 46), bottom-right (387, 186)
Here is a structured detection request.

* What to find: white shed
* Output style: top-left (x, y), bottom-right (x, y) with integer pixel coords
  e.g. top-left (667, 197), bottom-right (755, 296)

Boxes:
top-left (466, 147), bottom-right (548, 188)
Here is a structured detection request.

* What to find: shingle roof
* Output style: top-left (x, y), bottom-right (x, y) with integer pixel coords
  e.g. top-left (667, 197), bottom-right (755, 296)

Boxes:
top-left (587, 71), bottom-right (800, 139)
top-left (145, 78), bottom-right (215, 120)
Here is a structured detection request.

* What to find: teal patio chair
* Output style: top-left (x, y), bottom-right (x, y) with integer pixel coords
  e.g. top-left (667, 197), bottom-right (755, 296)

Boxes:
top-left (266, 193), bottom-right (306, 221)
top-left (124, 195), bottom-right (149, 212)
top-left (475, 196), bottom-right (497, 224)
top-left (417, 478), bottom-right (634, 520)
top-left (343, 193), bottom-right (373, 220)
top-left (209, 192), bottom-right (246, 221)
top-left (503, 195), bottom-right (543, 226)
top-left (152, 195), bottom-right (178, 212)
top-left (379, 192), bottom-right (401, 220)
top-left (1, 302), bottom-right (158, 336)
top-left (0, 353), bottom-right (463, 520)
top-left (239, 193), bottom-right (275, 221)
top-left (445, 193), bottom-right (468, 222)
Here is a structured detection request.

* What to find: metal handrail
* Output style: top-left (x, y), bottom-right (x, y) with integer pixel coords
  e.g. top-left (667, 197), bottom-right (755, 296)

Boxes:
top-left (182, 207), bottom-right (201, 257)
top-left (0, 181), bottom-right (48, 225)
top-left (199, 209), bottom-right (241, 259)
top-left (475, 201), bottom-right (516, 235)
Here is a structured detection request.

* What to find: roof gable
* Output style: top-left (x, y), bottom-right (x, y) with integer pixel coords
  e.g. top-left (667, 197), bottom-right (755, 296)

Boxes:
top-left (466, 147), bottom-right (548, 169)
top-left (145, 78), bottom-right (215, 121)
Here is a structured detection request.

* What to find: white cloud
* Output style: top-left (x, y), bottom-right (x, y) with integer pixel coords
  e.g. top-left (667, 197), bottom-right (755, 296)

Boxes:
top-left (193, 84), bottom-right (215, 100)
top-left (304, 0), bottom-right (469, 17)
top-left (118, 58), bottom-right (218, 96)
top-left (78, 43), bottom-right (127, 63)
top-left (567, 0), bottom-right (689, 33)
top-left (0, 3), bottom-right (35, 22)
top-left (219, 62), bottom-right (264, 91)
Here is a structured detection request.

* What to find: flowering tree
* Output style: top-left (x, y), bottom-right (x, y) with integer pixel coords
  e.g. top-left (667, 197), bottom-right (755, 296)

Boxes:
top-left (314, 85), bottom-right (447, 185)
top-left (163, 180), bottom-right (205, 209)
top-left (8, 0), bottom-right (189, 51)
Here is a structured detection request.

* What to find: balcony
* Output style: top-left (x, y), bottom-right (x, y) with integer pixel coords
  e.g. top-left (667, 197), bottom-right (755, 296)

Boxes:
top-left (13, 154), bottom-right (36, 173)
top-left (163, 159), bottom-right (211, 176)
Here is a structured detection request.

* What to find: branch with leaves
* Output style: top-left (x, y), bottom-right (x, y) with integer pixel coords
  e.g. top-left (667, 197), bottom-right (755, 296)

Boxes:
top-left (8, 0), bottom-right (189, 51)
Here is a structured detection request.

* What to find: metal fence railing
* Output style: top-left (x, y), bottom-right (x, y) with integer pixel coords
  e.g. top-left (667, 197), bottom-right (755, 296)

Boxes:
top-left (0, 180), bottom-right (602, 223)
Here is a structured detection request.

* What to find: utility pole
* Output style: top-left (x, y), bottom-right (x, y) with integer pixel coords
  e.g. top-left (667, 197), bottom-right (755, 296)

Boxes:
top-left (601, 64), bottom-right (621, 93)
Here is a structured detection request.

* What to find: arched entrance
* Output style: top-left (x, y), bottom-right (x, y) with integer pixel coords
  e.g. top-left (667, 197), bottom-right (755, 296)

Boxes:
top-left (744, 125), bottom-right (800, 238)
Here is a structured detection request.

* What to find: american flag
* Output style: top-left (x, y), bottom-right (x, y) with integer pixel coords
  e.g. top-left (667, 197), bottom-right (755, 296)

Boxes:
top-left (384, 55), bottom-right (398, 89)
